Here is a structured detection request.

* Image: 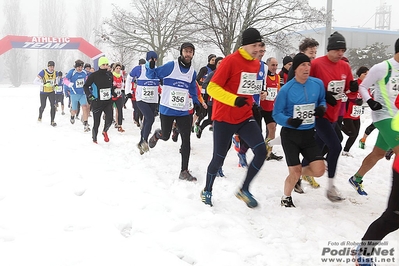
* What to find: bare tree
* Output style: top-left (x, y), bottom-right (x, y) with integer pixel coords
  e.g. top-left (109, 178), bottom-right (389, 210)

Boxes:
top-left (77, 0), bottom-right (102, 65)
top-left (190, 0), bottom-right (327, 55)
top-left (99, 0), bottom-right (197, 65)
top-left (107, 46), bottom-right (136, 69)
top-left (39, 0), bottom-right (68, 70)
top-left (1, 0), bottom-right (28, 87)
top-left (99, 0), bottom-right (326, 63)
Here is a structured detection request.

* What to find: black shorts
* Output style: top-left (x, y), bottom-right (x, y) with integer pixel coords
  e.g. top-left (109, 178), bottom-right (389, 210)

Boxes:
top-left (280, 127), bottom-right (324, 166)
top-left (55, 94), bottom-right (64, 104)
top-left (261, 110), bottom-right (275, 124)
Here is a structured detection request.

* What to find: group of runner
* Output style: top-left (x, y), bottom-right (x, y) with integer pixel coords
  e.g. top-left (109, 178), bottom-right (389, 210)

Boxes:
top-left (34, 30), bottom-right (399, 265)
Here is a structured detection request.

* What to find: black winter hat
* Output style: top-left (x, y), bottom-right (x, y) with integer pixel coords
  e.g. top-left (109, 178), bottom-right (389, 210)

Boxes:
top-left (84, 63), bottom-right (91, 68)
top-left (241, 28), bottom-right (262, 46)
top-left (395, 38), bottom-right (399, 54)
top-left (74, 59), bottom-right (84, 68)
top-left (208, 54), bottom-right (216, 63)
top-left (139, 59), bottom-right (146, 65)
top-left (180, 42), bottom-right (195, 55)
top-left (215, 56), bottom-right (224, 65)
top-left (283, 56), bottom-right (293, 66)
top-left (48, 61), bottom-right (55, 67)
top-left (292, 53), bottom-right (310, 71)
top-left (327, 31), bottom-right (346, 51)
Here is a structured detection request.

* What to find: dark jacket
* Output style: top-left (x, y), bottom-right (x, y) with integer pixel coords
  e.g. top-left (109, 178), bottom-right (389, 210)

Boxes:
top-left (83, 68), bottom-right (116, 101)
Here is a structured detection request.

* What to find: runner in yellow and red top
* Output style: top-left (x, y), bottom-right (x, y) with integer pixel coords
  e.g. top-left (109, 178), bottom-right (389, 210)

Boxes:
top-left (201, 28), bottom-right (267, 208)
top-left (33, 60), bottom-right (57, 126)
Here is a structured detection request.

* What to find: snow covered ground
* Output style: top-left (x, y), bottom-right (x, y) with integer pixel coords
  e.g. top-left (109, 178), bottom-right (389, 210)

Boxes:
top-left (0, 84), bottom-right (397, 266)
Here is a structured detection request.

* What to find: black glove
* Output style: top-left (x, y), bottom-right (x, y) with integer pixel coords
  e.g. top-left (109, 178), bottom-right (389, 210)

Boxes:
top-left (234, 97), bottom-right (249, 107)
top-left (287, 117), bottom-right (303, 128)
top-left (349, 80), bottom-right (359, 92)
top-left (149, 58), bottom-right (156, 69)
top-left (325, 91), bottom-right (338, 106)
top-left (126, 93), bottom-right (132, 99)
top-left (314, 105), bottom-right (325, 117)
top-left (355, 98), bottom-right (363, 106)
top-left (367, 99), bottom-right (382, 110)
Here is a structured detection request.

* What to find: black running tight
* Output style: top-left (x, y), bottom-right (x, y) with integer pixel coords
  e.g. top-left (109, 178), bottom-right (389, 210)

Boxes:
top-left (38, 92), bottom-right (56, 122)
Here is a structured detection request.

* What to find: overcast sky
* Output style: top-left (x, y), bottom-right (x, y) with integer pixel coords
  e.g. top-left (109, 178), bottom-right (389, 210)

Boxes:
top-left (308, 0), bottom-right (399, 30)
top-left (2, 0), bottom-right (398, 37)
top-left (0, 0), bottom-right (398, 70)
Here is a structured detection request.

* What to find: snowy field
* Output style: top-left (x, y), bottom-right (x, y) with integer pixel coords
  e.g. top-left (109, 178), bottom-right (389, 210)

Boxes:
top-left (0, 84), bottom-right (397, 266)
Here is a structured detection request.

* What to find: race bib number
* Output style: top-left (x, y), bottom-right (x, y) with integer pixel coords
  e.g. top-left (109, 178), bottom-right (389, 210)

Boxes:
top-left (142, 87), bottom-right (156, 101)
top-left (75, 78), bottom-right (84, 88)
top-left (293, 103), bottom-right (315, 125)
top-left (55, 85), bottom-right (63, 93)
top-left (169, 90), bottom-right (187, 109)
top-left (115, 88), bottom-right (122, 97)
top-left (351, 105), bottom-right (363, 117)
top-left (327, 80), bottom-right (345, 100)
top-left (387, 77), bottom-right (399, 96)
top-left (99, 88), bottom-right (111, 100)
top-left (237, 72), bottom-right (259, 95)
top-left (266, 87), bottom-right (278, 101)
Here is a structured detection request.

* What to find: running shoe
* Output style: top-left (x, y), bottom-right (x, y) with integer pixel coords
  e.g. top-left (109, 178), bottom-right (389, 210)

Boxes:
top-left (232, 135), bottom-right (240, 152)
top-left (102, 131), bottom-right (109, 142)
top-left (301, 175), bottom-right (320, 188)
top-left (172, 127), bottom-right (179, 142)
top-left (294, 179), bottom-right (304, 194)
top-left (201, 190), bottom-right (213, 206)
top-left (326, 186), bottom-right (345, 202)
top-left (342, 151), bottom-right (354, 157)
top-left (149, 129), bottom-right (162, 148)
top-left (267, 152), bottom-right (283, 161)
top-left (179, 170), bottom-right (197, 182)
top-left (281, 196), bottom-right (295, 207)
top-left (237, 153), bottom-right (248, 168)
top-left (348, 177), bottom-right (368, 196)
top-left (235, 189), bottom-right (258, 208)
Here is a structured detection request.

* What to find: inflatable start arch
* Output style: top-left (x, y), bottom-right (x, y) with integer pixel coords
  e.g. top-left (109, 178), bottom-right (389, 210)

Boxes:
top-left (0, 35), bottom-right (104, 69)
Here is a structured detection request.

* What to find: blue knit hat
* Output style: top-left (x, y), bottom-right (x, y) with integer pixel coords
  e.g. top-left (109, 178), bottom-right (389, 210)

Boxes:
top-left (146, 51), bottom-right (158, 61)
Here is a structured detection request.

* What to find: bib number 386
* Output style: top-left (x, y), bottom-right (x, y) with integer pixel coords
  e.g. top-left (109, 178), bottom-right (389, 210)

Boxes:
top-left (293, 103), bottom-right (315, 125)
